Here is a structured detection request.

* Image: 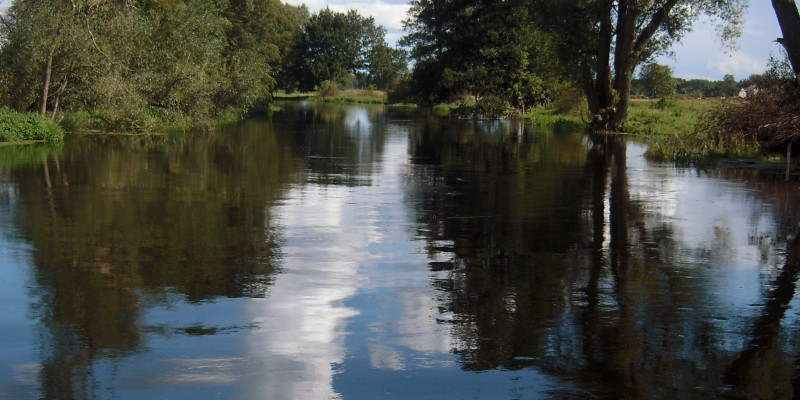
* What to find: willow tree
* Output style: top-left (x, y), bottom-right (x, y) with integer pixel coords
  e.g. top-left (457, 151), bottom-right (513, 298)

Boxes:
top-left (539, 0), bottom-right (747, 131)
top-left (0, 0), bottom-right (94, 117)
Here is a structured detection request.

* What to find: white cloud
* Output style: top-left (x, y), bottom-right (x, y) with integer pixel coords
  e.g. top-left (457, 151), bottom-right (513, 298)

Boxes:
top-left (658, 5), bottom-right (783, 80)
top-left (283, 0), bottom-right (410, 45)
top-left (706, 52), bottom-right (768, 78)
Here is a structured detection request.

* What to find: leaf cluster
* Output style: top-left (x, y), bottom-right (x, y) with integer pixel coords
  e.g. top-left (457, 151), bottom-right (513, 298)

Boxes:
top-left (401, 0), bottom-right (567, 112)
top-left (0, 0), bottom-right (309, 131)
top-left (0, 108), bottom-right (64, 142)
top-left (290, 8), bottom-right (406, 92)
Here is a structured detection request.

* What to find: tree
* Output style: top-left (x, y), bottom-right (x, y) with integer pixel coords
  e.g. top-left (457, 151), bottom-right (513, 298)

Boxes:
top-left (292, 8), bottom-right (392, 91)
top-left (0, 0), bottom-right (96, 117)
top-left (220, 0), bottom-right (305, 108)
top-left (720, 73), bottom-right (739, 97)
top-left (401, 0), bottom-right (566, 109)
top-left (365, 44), bottom-right (408, 90)
top-left (771, 0), bottom-right (800, 83)
top-left (638, 62), bottom-right (675, 97)
top-left (538, 0), bottom-right (747, 131)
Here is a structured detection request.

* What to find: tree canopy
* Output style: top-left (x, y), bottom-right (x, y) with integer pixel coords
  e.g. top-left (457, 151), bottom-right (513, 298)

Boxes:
top-left (638, 63), bottom-right (675, 97)
top-left (534, 0), bottom-right (747, 130)
top-left (290, 8), bottom-right (407, 92)
top-left (401, 0), bottom-right (567, 111)
top-left (0, 0), bottom-right (405, 130)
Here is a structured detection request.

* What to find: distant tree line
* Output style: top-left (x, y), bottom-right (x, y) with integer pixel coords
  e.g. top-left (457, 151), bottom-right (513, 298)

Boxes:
top-left (0, 0), bottom-right (407, 131)
top-left (629, 58), bottom-right (795, 98)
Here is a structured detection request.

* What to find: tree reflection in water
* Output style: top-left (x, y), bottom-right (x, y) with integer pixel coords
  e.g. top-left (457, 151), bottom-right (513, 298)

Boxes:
top-left (7, 125), bottom-right (293, 399)
top-left (407, 117), bottom-right (800, 399)
top-left (4, 102), bottom-right (800, 398)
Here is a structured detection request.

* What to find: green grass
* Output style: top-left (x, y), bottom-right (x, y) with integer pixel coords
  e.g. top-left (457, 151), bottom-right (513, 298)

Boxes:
top-left (642, 129), bottom-right (763, 162)
top-left (624, 98), bottom-right (765, 161)
top-left (0, 109), bottom-right (64, 143)
top-left (520, 107), bottom-right (584, 130)
top-left (274, 89), bottom-right (388, 105)
top-left (319, 89), bottom-right (387, 104)
top-left (432, 103), bottom-right (457, 117)
top-left (625, 97), bottom-right (719, 136)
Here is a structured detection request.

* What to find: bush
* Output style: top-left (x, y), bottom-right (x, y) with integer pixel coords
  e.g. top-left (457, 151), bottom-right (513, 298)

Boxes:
top-left (0, 109), bottom-right (65, 143)
top-left (453, 97), bottom-right (511, 119)
top-left (696, 88), bottom-right (800, 154)
top-left (316, 80), bottom-right (340, 98)
top-left (652, 97), bottom-right (677, 110)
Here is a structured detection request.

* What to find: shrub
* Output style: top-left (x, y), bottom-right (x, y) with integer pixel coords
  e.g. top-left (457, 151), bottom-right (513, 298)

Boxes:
top-left (0, 109), bottom-right (64, 143)
top-left (316, 80), bottom-right (340, 98)
top-left (652, 97), bottom-right (677, 110)
top-left (453, 97), bottom-right (511, 119)
top-left (696, 88), bottom-right (800, 154)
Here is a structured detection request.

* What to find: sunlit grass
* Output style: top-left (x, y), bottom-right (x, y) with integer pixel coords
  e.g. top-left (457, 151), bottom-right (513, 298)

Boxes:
top-left (625, 97), bottom-right (719, 136)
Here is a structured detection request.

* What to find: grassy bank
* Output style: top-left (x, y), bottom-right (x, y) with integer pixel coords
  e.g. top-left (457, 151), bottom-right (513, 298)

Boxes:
top-left (625, 98), bottom-right (764, 161)
top-left (432, 102), bottom-right (584, 130)
top-left (0, 109), bottom-right (64, 143)
top-left (274, 89), bottom-right (388, 104)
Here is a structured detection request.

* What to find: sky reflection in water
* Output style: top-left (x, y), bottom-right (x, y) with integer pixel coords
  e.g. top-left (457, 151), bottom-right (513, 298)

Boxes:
top-left (0, 102), bottom-right (799, 399)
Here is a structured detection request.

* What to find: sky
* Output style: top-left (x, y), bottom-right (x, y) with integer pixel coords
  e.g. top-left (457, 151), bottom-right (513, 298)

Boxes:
top-left (0, 0), bottom-right (786, 81)
top-left (285, 0), bottom-right (784, 81)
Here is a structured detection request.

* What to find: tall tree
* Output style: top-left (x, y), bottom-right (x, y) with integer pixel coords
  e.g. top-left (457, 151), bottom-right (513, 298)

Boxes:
top-left (402, 0), bottom-right (565, 108)
top-left (538, 0), bottom-right (747, 131)
top-left (639, 62), bottom-right (675, 97)
top-left (365, 44), bottom-right (408, 90)
top-left (771, 0), bottom-right (800, 83)
top-left (291, 8), bottom-right (392, 91)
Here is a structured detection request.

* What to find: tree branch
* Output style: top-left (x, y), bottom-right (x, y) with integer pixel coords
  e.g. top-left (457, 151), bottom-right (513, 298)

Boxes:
top-left (632, 0), bottom-right (679, 62)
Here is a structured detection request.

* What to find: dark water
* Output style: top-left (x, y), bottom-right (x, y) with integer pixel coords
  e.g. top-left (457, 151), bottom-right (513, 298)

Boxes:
top-left (2, 101), bottom-right (800, 399)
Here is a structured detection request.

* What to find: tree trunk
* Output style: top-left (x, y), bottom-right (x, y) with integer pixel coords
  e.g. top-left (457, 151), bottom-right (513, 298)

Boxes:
top-left (610, 0), bottom-right (638, 130)
top-left (584, 0), bottom-right (617, 131)
top-left (772, 0), bottom-right (800, 84)
top-left (39, 43), bottom-right (56, 117)
top-left (51, 78), bottom-right (68, 121)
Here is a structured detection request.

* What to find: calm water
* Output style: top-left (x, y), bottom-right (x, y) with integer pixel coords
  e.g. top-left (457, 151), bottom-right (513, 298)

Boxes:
top-left (1, 101), bottom-right (800, 399)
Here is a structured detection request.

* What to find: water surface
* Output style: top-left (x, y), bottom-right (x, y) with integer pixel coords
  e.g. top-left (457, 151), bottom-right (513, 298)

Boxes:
top-left (1, 101), bottom-right (800, 399)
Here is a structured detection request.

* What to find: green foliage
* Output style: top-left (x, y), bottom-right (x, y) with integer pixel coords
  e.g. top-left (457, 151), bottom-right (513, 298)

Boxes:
top-left (639, 63), bottom-right (676, 97)
top-left (453, 98), bottom-right (511, 119)
top-left (520, 107), bottom-right (583, 130)
top-left (0, 109), bottom-right (64, 143)
top-left (0, 0), bottom-right (305, 131)
top-left (433, 103), bottom-right (456, 117)
top-left (535, 0), bottom-right (747, 131)
top-left (290, 8), bottom-right (401, 92)
top-left (319, 89), bottom-right (387, 104)
top-left (626, 98), bottom-right (718, 136)
top-left (402, 0), bottom-right (565, 108)
top-left (643, 130), bottom-right (762, 162)
top-left (365, 44), bottom-right (408, 90)
top-left (315, 80), bottom-right (341, 98)
top-left (652, 97), bottom-right (678, 110)
top-left (552, 86), bottom-right (586, 115)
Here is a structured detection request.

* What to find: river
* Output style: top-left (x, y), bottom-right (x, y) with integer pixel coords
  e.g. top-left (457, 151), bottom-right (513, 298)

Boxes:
top-left (1, 101), bottom-right (799, 399)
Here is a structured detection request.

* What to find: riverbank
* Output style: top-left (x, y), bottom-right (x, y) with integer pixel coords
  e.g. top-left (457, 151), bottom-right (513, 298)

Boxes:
top-left (274, 89), bottom-right (388, 104)
top-left (0, 109), bottom-right (64, 144)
